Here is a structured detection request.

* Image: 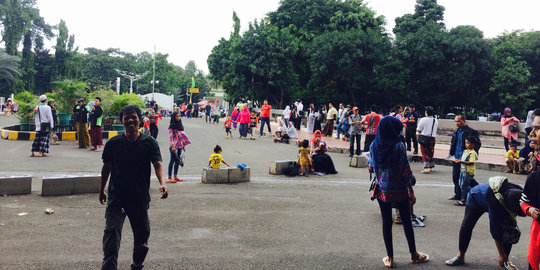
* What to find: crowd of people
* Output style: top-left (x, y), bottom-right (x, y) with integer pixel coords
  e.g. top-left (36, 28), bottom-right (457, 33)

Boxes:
top-left (6, 94), bottom-right (540, 269)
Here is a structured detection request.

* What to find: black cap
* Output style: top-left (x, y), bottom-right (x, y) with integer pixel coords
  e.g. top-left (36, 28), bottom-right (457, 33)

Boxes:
top-left (79, 98), bottom-right (86, 102)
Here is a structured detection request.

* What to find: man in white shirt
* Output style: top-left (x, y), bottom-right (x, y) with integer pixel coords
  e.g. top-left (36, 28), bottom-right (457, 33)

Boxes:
top-left (31, 95), bottom-right (54, 157)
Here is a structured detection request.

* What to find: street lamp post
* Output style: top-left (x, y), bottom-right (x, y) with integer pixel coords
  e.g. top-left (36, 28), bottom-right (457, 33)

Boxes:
top-left (152, 45), bottom-right (156, 100)
top-left (114, 69), bottom-right (149, 94)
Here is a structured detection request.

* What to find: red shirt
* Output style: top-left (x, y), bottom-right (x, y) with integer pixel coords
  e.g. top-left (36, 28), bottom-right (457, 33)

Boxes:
top-left (364, 112), bottom-right (381, 135)
top-left (261, 105), bottom-right (271, 118)
top-left (224, 119), bottom-right (232, 129)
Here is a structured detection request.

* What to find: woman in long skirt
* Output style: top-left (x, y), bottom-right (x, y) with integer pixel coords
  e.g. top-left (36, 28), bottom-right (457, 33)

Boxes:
top-left (307, 103), bottom-right (316, 134)
top-left (231, 107), bottom-right (239, 129)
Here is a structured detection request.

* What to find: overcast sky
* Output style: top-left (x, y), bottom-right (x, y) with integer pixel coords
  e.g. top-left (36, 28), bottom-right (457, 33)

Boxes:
top-left (37, 0), bottom-right (540, 74)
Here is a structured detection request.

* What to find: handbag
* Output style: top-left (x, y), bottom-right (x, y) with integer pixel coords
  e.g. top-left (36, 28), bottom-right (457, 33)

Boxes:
top-left (508, 122), bottom-right (519, 133)
top-left (418, 118), bottom-right (436, 146)
top-left (500, 219), bottom-right (521, 244)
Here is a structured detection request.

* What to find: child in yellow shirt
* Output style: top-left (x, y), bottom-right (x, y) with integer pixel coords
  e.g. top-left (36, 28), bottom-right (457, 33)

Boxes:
top-left (297, 139), bottom-right (313, 176)
top-left (505, 144), bottom-right (519, 173)
top-left (454, 137), bottom-right (478, 206)
top-left (208, 145), bottom-right (230, 169)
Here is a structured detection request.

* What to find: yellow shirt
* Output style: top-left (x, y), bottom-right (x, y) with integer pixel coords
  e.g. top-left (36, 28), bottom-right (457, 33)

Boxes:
top-left (209, 153), bottom-right (224, 169)
top-left (505, 150), bottom-right (519, 159)
top-left (460, 149), bottom-right (477, 175)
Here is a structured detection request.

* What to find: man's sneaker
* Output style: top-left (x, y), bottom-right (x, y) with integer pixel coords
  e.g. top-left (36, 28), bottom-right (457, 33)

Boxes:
top-left (411, 217), bottom-right (425, 227)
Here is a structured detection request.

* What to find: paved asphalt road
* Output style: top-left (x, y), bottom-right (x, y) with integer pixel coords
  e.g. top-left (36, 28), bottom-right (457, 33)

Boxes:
top-left (0, 115), bottom-right (533, 269)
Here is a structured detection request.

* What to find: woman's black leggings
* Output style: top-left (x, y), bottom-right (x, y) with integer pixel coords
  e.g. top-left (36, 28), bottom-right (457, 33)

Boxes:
top-left (458, 206), bottom-right (512, 256)
top-left (377, 199), bottom-right (416, 257)
top-left (504, 137), bottom-right (517, 152)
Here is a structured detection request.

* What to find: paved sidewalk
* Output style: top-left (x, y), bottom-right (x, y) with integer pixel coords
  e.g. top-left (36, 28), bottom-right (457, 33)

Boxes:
top-left (268, 122), bottom-right (506, 165)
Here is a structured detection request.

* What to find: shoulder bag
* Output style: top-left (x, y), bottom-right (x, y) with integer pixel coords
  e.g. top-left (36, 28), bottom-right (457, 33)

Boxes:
top-left (418, 118), bottom-right (435, 146)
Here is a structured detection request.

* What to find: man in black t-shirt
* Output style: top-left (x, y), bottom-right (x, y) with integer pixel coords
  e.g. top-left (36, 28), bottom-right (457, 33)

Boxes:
top-left (205, 103), bottom-right (212, 123)
top-left (405, 104), bottom-right (420, 154)
top-left (99, 105), bottom-right (168, 270)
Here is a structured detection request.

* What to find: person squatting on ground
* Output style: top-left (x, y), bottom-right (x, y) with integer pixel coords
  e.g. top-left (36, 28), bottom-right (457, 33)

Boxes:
top-left (339, 113), bottom-right (351, 142)
top-left (74, 98), bottom-right (91, 149)
top-left (446, 177), bottom-right (525, 270)
top-left (505, 144), bottom-right (520, 174)
top-left (520, 108), bottom-right (540, 270)
top-left (449, 115), bottom-right (482, 201)
top-left (31, 95), bottom-right (54, 157)
top-left (167, 112), bottom-right (191, 183)
top-left (99, 105), bottom-right (168, 270)
top-left (519, 140), bottom-right (535, 174)
top-left (454, 137), bottom-right (478, 207)
top-left (297, 139), bottom-right (313, 176)
top-left (368, 116), bottom-right (429, 268)
top-left (208, 145), bottom-right (230, 169)
top-left (416, 106), bottom-right (438, 174)
top-left (90, 97), bottom-right (104, 151)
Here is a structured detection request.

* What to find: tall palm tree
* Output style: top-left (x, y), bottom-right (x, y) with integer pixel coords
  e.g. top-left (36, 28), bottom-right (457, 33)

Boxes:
top-left (0, 48), bottom-right (21, 88)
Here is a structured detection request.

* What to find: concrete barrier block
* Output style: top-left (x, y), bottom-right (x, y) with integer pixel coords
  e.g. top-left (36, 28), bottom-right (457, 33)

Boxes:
top-left (269, 160), bottom-right (296, 175)
top-left (73, 176), bottom-right (101, 194)
top-left (0, 176), bottom-right (32, 195)
top-left (228, 167), bottom-right (250, 183)
top-left (202, 168), bottom-right (229, 184)
top-left (349, 155), bottom-right (368, 168)
top-left (42, 175), bottom-right (100, 196)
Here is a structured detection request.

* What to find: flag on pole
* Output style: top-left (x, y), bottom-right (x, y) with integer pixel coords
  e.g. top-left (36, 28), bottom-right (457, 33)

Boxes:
top-left (191, 77), bottom-right (196, 88)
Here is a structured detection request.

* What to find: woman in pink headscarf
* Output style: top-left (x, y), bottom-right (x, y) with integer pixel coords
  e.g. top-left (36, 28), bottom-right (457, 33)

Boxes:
top-left (501, 107), bottom-right (520, 151)
top-left (231, 107), bottom-right (239, 129)
top-left (237, 106), bottom-right (250, 139)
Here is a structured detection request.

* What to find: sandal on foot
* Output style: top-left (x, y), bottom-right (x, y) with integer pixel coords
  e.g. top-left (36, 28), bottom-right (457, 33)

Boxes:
top-left (445, 256), bottom-right (464, 266)
top-left (382, 256), bottom-right (394, 268)
top-left (454, 201), bottom-right (466, 206)
top-left (503, 261), bottom-right (517, 270)
top-left (411, 252), bottom-right (429, 264)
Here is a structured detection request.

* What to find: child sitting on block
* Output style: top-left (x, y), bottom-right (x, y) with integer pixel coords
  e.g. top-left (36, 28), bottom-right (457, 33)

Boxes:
top-left (208, 145), bottom-right (230, 169)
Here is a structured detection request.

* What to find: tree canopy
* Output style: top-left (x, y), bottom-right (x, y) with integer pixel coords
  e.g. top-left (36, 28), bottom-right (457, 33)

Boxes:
top-left (208, 0), bottom-right (540, 118)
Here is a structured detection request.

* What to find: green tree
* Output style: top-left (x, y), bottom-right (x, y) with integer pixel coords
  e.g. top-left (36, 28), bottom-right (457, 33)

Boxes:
top-left (0, 48), bottom-right (20, 96)
top-left (306, 28), bottom-right (391, 106)
top-left (21, 32), bottom-right (36, 91)
top-left (53, 20), bottom-right (69, 79)
top-left (393, 0), bottom-right (450, 112)
top-left (489, 39), bottom-right (536, 118)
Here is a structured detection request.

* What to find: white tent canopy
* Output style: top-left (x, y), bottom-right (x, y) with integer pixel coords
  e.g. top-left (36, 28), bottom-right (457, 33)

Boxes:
top-left (139, 93), bottom-right (174, 111)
